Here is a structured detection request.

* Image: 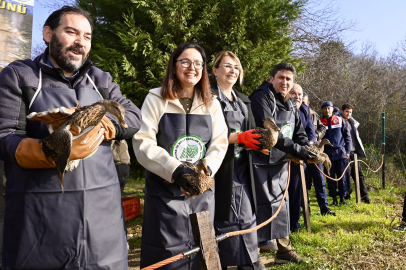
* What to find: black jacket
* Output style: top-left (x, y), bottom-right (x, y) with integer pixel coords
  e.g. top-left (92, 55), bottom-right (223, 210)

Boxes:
top-left (249, 81), bottom-right (309, 153)
top-left (211, 87), bottom-right (257, 221)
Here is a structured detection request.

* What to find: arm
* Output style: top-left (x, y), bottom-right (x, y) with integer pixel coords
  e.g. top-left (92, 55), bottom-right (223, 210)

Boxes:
top-left (292, 106), bottom-right (309, 146)
top-left (0, 65), bottom-right (26, 164)
top-left (203, 99), bottom-right (229, 175)
top-left (342, 118), bottom-right (352, 156)
top-left (132, 94), bottom-right (180, 182)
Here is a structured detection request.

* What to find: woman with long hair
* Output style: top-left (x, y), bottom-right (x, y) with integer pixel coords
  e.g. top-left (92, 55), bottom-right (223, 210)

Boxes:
top-left (133, 43), bottom-right (228, 269)
top-left (211, 51), bottom-right (264, 270)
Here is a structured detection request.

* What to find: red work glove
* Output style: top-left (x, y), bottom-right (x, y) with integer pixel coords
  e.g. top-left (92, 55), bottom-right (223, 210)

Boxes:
top-left (237, 129), bottom-right (262, 150)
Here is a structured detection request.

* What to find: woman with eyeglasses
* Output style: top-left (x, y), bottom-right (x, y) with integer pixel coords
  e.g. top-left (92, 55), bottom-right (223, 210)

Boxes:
top-left (211, 51), bottom-right (263, 270)
top-left (133, 43), bottom-right (228, 269)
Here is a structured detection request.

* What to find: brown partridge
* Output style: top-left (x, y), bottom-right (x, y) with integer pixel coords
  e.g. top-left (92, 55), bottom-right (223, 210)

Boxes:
top-left (181, 159), bottom-right (214, 198)
top-left (37, 100), bottom-right (127, 192)
top-left (305, 139), bottom-right (333, 174)
top-left (251, 117), bottom-right (280, 154)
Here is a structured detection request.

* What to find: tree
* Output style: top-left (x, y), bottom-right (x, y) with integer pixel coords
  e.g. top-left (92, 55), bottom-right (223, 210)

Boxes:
top-left (290, 0), bottom-right (355, 57)
top-left (74, 0), bottom-right (304, 106)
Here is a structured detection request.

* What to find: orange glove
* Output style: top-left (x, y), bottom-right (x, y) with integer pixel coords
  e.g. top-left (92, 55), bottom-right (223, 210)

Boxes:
top-left (28, 106), bottom-right (116, 140)
top-left (238, 129), bottom-right (262, 150)
top-left (15, 121), bottom-right (114, 169)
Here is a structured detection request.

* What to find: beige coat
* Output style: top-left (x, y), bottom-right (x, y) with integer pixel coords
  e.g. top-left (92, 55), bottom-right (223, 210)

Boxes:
top-left (133, 87), bottom-right (228, 183)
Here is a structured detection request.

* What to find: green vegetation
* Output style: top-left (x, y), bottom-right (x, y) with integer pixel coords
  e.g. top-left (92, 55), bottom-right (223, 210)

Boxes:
top-left (77, 0), bottom-right (304, 105)
top-left (123, 154), bottom-right (406, 269)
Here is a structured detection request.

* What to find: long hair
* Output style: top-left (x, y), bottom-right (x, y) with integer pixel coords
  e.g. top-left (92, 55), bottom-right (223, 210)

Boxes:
top-left (161, 43), bottom-right (212, 107)
top-left (213, 50), bottom-right (244, 85)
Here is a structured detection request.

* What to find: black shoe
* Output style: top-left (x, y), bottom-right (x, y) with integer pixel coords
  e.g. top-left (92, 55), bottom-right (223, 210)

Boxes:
top-left (330, 197), bottom-right (338, 206)
top-left (362, 198), bottom-right (371, 204)
top-left (344, 194), bottom-right (351, 200)
top-left (275, 249), bottom-right (306, 264)
top-left (340, 197), bottom-right (347, 205)
top-left (321, 207), bottom-right (336, 216)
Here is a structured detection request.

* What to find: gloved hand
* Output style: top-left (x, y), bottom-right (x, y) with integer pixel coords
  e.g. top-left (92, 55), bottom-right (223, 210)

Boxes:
top-left (69, 124), bottom-right (106, 160)
top-left (15, 123), bottom-right (108, 169)
top-left (172, 164), bottom-right (199, 195)
top-left (28, 106), bottom-right (116, 141)
top-left (295, 146), bottom-right (317, 162)
top-left (237, 129), bottom-right (262, 150)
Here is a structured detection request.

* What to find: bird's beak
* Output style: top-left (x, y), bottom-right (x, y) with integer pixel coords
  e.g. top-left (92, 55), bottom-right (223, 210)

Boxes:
top-left (120, 121), bottom-right (128, 128)
top-left (120, 114), bottom-right (128, 128)
top-left (273, 123), bottom-right (281, 131)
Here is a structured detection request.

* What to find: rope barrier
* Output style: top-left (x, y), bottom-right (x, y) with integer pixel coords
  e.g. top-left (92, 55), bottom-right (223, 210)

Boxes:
top-left (314, 154), bottom-right (385, 181)
top-left (359, 155), bottom-right (385, 173)
top-left (315, 160), bottom-right (354, 181)
top-left (141, 155), bottom-right (385, 269)
top-left (140, 253), bottom-right (184, 270)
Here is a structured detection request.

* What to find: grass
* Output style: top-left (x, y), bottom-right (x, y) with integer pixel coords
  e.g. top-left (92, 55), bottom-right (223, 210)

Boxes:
top-left (124, 171), bottom-right (406, 270)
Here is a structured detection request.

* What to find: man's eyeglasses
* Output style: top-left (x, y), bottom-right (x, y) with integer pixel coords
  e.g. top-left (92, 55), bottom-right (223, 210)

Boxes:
top-left (219, 64), bottom-right (241, 72)
top-left (176, 59), bottom-right (204, 70)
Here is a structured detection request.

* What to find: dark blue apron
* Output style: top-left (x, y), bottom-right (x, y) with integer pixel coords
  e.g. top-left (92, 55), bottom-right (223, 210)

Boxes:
top-left (3, 70), bottom-right (127, 270)
top-left (251, 99), bottom-right (296, 242)
top-left (140, 112), bottom-right (213, 270)
top-left (214, 104), bottom-right (258, 267)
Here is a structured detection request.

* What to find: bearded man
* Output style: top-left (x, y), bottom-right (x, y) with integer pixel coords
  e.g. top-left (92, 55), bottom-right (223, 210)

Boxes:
top-left (0, 6), bottom-right (141, 269)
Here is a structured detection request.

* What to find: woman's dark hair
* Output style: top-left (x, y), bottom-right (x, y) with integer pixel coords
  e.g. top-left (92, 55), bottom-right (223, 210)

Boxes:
top-left (161, 43), bottom-right (212, 107)
top-left (43, 6), bottom-right (93, 46)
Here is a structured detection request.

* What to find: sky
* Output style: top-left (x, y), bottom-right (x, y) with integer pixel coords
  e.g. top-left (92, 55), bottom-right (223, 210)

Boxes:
top-left (31, 0), bottom-right (406, 57)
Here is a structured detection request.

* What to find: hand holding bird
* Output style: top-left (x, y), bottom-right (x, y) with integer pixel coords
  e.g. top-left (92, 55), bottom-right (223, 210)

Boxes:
top-left (27, 100), bottom-right (128, 192)
top-left (173, 159), bottom-right (214, 199)
top-left (244, 117), bottom-right (280, 155)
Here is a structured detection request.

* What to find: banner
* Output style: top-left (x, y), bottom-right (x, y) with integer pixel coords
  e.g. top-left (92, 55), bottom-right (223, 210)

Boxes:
top-left (0, 0), bottom-right (34, 71)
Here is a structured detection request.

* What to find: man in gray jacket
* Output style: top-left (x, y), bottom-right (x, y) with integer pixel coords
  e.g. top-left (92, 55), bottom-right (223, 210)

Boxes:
top-left (340, 103), bottom-right (370, 203)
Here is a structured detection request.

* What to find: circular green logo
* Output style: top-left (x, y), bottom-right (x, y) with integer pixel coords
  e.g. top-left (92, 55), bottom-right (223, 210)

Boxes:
top-left (172, 135), bottom-right (205, 164)
top-left (280, 123), bottom-right (293, 139)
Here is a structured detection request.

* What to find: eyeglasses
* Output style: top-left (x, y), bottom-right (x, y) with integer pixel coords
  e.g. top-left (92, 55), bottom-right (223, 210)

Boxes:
top-left (219, 64), bottom-right (241, 72)
top-left (176, 59), bottom-right (204, 70)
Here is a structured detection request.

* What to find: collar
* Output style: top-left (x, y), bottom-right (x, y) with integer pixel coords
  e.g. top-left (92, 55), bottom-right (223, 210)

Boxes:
top-left (218, 86), bottom-right (237, 103)
top-left (39, 47), bottom-right (93, 85)
top-left (46, 56), bottom-right (80, 79)
top-left (149, 87), bottom-right (205, 112)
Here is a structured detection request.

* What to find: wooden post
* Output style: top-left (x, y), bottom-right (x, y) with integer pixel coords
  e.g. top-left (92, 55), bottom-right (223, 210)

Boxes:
top-left (354, 154), bottom-right (361, 204)
top-left (300, 164), bottom-right (311, 233)
top-left (190, 211), bottom-right (221, 270)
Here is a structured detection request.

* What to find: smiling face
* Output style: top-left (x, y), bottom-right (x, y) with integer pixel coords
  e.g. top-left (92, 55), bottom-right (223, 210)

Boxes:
top-left (270, 69), bottom-right (294, 97)
top-left (44, 13), bottom-right (92, 77)
top-left (213, 55), bottom-right (240, 88)
top-left (175, 48), bottom-right (203, 91)
top-left (289, 84), bottom-right (303, 109)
